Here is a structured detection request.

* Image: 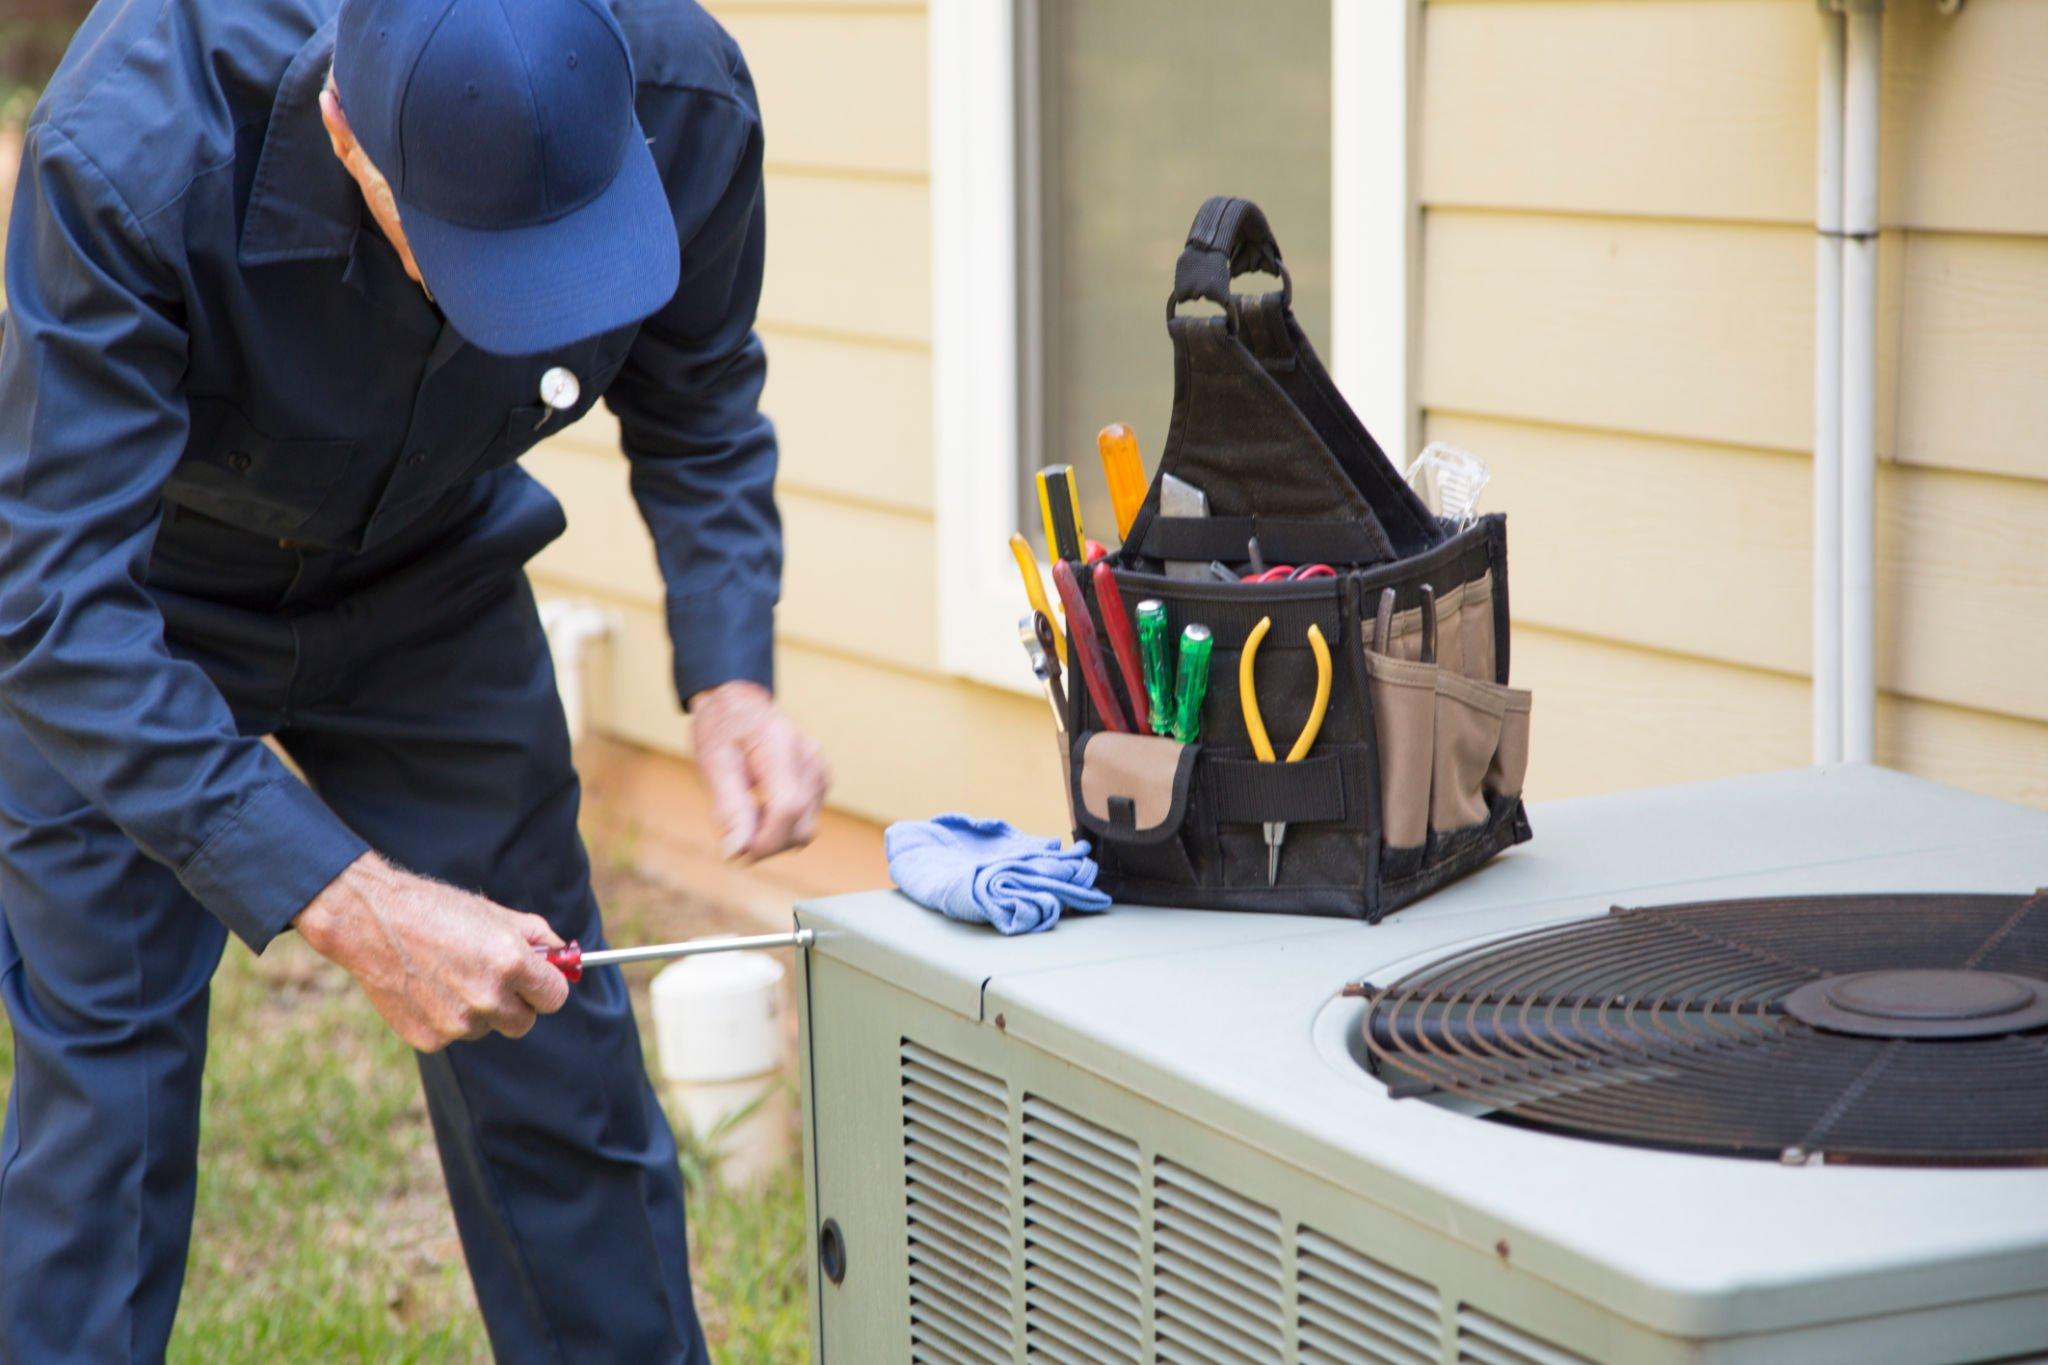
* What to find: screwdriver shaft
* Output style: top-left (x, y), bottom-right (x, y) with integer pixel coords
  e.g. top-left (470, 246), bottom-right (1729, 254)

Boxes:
top-left (575, 928), bottom-right (815, 968)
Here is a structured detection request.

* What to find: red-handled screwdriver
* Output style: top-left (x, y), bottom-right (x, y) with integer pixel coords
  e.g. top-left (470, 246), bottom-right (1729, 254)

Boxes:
top-left (1050, 559), bottom-right (1130, 732)
top-left (543, 929), bottom-right (815, 983)
top-left (1090, 561), bottom-right (1149, 733)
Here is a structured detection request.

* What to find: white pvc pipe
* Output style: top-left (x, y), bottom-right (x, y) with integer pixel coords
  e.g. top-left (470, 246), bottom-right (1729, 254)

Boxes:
top-left (1840, 8), bottom-right (1882, 764)
top-left (1812, 9), bottom-right (1846, 766)
top-left (539, 599), bottom-right (615, 742)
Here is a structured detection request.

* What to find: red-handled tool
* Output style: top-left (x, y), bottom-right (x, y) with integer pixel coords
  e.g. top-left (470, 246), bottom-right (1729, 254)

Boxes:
top-left (1242, 563), bottom-right (1336, 584)
top-left (1050, 559), bottom-right (1130, 732)
top-left (1089, 560), bottom-right (1149, 733)
top-left (544, 929), bottom-right (815, 982)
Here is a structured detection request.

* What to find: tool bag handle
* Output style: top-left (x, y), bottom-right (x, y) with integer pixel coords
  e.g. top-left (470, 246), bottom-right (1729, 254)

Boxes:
top-left (1168, 196), bottom-right (1292, 320)
top-left (1127, 195), bottom-right (1443, 569)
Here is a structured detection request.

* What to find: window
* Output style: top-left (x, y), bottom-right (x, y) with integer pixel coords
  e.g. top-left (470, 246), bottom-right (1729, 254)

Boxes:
top-left (932, 1), bottom-right (1413, 689)
top-left (1020, 0), bottom-right (1334, 545)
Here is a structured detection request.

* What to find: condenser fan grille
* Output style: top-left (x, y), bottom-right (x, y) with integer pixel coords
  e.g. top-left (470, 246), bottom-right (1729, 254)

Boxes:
top-left (1361, 891), bottom-right (2048, 1166)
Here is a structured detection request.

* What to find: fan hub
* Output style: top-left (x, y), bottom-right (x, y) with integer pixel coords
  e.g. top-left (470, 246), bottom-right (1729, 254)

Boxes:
top-left (1784, 969), bottom-right (2048, 1039)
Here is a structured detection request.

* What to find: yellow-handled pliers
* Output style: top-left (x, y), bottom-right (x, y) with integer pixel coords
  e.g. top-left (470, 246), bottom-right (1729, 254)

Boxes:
top-left (1238, 616), bottom-right (1333, 885)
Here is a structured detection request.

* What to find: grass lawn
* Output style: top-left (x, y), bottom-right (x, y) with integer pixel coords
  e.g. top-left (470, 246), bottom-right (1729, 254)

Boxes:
top-left (0, 842), bottom-right (811, 1362)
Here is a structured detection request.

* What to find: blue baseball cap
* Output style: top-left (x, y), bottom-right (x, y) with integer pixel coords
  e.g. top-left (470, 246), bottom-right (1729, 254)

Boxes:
top-left (334, 0), bottom-right (679, 356)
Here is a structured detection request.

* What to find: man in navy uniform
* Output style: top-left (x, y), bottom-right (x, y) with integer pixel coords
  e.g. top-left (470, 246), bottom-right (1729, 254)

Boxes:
top-left (0, 0), bottom-right (827, 1356)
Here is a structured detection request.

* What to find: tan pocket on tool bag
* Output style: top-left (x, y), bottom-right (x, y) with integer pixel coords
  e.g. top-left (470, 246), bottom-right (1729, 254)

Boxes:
top-left (1366, 651), bottom-right (1436, 851)
top-left (1486, 688), bottom-right (1533, 800)
top-left (1458, 572), bottom-right (1496, 682)
top-left (1431, 671), bottom-right (1509, 835)
top-left (1382, 601), bottom-right (1426, 663)
top-left (1071, 731), bottom-right (1202, 885)
top-left (1383, 575), bottom-right (1495, 680)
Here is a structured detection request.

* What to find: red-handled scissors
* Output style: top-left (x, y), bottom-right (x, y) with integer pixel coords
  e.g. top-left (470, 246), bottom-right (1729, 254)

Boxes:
top-left (1242, 563), bottom-right (1336, 584)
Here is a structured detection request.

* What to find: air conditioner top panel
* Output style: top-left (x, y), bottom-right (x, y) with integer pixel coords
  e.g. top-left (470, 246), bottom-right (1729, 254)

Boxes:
top-left (798, 765), bottom-right (2048, 1339)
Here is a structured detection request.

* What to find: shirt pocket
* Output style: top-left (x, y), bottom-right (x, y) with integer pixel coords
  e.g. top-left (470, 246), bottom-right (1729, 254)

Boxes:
top-left (170, 398), bottom-right (355, 538)
top-left (475, 343), bottom-right (634, 473)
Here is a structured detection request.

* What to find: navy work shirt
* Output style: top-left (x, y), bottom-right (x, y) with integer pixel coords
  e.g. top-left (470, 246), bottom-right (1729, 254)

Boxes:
top-left (0, 0), bottom-right (780, 951)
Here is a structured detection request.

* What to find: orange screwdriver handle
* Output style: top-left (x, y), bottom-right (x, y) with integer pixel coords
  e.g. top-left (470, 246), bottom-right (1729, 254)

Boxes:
top-left (1097, 423), bottom-right (1147, 540)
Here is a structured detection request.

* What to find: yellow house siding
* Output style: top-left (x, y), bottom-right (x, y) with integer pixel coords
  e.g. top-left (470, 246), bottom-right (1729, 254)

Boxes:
top-left (1883, 0), bottom-right (2048, 237)
top-left (1422, 211), bottom-right (1816, 454)
top-left (1892, 233), bottom-right (2048, 482)
top-left (757, 174), bottom-right (929, 344)
top-left (1422, 0), bottom-right (1818, 226)
top-left (1514, 628), bottom-right (2048, 809)
top-left (1421, 0), bottom-right (2048, 807)
top-left (717, 8), bottom-right (928, 178)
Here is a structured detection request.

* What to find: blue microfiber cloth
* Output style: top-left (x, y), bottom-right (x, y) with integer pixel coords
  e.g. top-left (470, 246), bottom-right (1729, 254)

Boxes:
top-left (885, 814), bottom-right (1111, 935)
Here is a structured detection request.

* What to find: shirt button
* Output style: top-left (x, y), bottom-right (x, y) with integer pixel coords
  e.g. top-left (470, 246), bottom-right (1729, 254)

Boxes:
top-left (407, 450), bottom-right (429, 467)
top-left (228, 450), bottom-right (252, 472)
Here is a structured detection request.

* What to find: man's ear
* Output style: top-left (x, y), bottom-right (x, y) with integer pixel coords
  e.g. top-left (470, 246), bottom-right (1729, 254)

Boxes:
top-left (318, 85), bottom-right (356, 164)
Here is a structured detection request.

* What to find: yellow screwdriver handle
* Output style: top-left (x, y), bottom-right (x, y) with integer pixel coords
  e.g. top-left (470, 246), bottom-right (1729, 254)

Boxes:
top-left (1008, 533), bottom-right (1065, 665)
top-left (1239, 616), bottom-right (1277, 763)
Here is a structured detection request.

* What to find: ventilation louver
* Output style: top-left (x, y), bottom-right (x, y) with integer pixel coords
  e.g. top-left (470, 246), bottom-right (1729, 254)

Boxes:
top-left (899, 1040), bottom-right (1014, 1363)
top-left (1456, 1305), bottom-right (1591, 1365)
top-left (1296, 1227), bottom-right (1443, 1365)
top-left (897, 1039), bottom-right (1575, 1364)
top-left (1153, 1159), bottom-right (1287, 1363)
top-left (1021, 1096), bottom-right (1146, 1363)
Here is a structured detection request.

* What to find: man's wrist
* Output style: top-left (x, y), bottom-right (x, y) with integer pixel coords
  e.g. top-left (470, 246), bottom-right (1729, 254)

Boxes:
top-left (293, 850), bottom-right (383, 953)
top-left (686, 678), bottom-right (770, 714)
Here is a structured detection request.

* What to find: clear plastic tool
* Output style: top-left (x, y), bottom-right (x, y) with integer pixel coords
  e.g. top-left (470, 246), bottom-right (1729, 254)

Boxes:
top-left (1405, 442), bottom-right (1491, 527)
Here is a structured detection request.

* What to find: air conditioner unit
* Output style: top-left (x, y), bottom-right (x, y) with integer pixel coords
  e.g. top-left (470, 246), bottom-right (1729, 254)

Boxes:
top-left (795, 768), bottom-right (2048, 1364)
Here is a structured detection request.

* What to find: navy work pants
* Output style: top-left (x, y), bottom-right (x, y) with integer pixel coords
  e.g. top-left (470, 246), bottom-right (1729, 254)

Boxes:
top-left (0, 472), bottom-right (708, 1363)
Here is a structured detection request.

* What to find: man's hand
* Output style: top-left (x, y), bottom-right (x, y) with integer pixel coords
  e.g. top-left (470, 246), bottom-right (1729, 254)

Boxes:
top-left (295, 852), bottom-right (570, 1053)
top-left (690, 681), bottom-right (830, 862)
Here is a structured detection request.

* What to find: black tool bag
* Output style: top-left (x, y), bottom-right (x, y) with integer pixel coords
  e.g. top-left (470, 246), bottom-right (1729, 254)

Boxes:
top-left (1064, 197), bottom-right (1532, 921)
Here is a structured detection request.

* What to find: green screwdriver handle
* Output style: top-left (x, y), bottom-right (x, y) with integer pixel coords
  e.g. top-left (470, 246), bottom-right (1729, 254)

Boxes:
top-left (1171, 624), bottom-right (1213, 744)
top-left (1137, 600), bottom-right (1172, 736)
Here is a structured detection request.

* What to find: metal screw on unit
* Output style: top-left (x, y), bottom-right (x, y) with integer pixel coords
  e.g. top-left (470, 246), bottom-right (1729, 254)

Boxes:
top-left (1495, 1239), bottom-right (1511, 1262)
top-left (994, 1012), bottom-right (1006, 1032)
top-left (818, 1218), bottom-right (847, 1286)
top-left (1781, 1146), bottom-right (1808, 1166)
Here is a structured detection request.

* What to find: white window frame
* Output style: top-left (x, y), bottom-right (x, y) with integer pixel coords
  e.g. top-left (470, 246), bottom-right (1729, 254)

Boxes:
top-left (931, 0), bottom-right (1419, 691)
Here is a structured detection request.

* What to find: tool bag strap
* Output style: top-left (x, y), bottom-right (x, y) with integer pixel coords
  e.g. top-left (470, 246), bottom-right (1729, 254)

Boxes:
top-left (1169, 196), bottom-right (1291, 319)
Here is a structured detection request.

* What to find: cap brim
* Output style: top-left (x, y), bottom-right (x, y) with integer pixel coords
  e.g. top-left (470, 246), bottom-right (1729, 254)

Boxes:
top-left (397, 122), bottom-right (681, 357)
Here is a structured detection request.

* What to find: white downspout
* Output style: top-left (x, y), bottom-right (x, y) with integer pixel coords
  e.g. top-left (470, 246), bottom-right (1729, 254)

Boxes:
top-left (1839, 4), bottom-right (1882, 764)
top-left (1812, 7), bottom-right (1846, 765)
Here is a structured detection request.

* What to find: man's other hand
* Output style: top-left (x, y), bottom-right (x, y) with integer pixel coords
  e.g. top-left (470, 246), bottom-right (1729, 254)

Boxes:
top-left (294, 852), bottom-right (571, 1053)
top-left (689, 681), bottom-right (830, 862)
